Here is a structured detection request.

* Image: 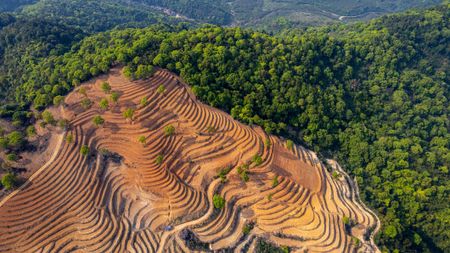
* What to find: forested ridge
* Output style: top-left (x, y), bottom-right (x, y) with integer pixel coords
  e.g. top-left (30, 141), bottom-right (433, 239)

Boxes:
top-left (0, 3), bottom-right (449, 253)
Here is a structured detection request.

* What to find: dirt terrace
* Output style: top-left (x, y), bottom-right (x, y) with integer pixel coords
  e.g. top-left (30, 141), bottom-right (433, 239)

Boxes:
top-left (0, 68), bottom-right (379, 253)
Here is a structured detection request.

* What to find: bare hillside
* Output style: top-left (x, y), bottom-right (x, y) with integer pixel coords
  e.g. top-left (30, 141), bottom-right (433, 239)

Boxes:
top-left (0, 68), bottom-right (379, 252)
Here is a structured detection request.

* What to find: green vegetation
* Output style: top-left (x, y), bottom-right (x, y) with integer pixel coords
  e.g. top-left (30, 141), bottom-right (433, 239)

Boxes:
top-left (6, 153), bottom-right (18, 162)
top-left (122, 108), bottom-right (135, 121)
top-left (252, 154), bottom-right (263, 166)
top-left (138, 135), bottom-right (146, 145)
top-left (164, 125), bottom-right (175, 136)
top-left (217, 166), bottom-right (232, 183)
top-left (66, 133), bottom-right (74, 144)
top-left (0, 4), bottom-right (447, 252)
top-left (1, 172), bottom-right (17, 190)
top-left (256, 239), bottom-right (289, 253)
top-left (101, 81), bottom-right (111, 94)
top-left (80, 145), bottom-right (90, 156)
top-left (242, 223), bottom-right (254, 235)
top-left (155, 154), bottom-right (164, 165)
top-left (99, 98), bottom-right (109, 110)
top-left (272, 176), bottom-right (279, 188)
top-left (92, 115), bottom-right (105, 127)
top-left (140, 97), bottom-right (149, 107)
top-left (213, 194), bottom-right (225, 209)
top-left (286, 140), bottom-right (294, 151)
top-left (157, 84), bottom-right (166, 94)
top-left (110, 92), bottom-right (119, 104)
top-left (53, 95), bottom-right (65, 106)
top-left (42, 111), bottom-right (55, 125)
top-left (26, 125), bottom-right (36, 137)
top-left (0, 131), bottom-right (26, 151)
top-left (80, 98), bottom-right (92, 110)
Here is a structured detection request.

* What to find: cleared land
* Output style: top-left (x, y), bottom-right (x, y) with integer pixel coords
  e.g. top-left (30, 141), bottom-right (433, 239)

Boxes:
top-left (0, 68), bottom-right (379, 252)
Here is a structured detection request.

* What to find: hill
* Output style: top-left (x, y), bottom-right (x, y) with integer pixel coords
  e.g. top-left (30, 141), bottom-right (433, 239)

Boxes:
top-left (0, 3), bottom-right (448, 253)
top-left (0, 67), bottom-right (379, 252)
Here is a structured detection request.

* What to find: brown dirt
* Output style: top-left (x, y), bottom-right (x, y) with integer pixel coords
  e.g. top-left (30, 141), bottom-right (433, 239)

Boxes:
top-left (0, 67), bottom-right (379, 253)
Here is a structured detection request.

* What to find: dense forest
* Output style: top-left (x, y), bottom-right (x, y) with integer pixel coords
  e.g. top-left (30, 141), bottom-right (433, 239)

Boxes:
top-left (0, 2), bottom-right (448, 253)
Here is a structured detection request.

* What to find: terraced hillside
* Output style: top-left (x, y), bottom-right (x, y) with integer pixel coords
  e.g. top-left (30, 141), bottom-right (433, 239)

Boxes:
top-left (0, 68), bottom-right (379, 252)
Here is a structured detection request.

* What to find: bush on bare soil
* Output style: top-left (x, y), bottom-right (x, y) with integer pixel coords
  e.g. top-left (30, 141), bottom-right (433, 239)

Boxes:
top-left (213, 194), bottom-right (225, 209)
top-left (80, 145), bottom-right (89, 156)
top-left (1, 172), bottom-right (17, 190)
top-left (164, 125), bottom-right (175, 136)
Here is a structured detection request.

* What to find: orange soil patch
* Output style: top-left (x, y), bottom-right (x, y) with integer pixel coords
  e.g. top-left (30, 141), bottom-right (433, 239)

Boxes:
top-left (0, 67), bottom-right (379, 253)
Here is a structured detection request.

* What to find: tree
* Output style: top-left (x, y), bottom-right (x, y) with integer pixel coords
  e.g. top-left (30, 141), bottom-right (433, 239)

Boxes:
top-left (53, 95), bottom-right (65, 106)
top-left (80, 145), bottom-right (90, 156)
top-left (6, 153), bottom-right (18, 161)
top-left (92, 115), bottom-right (105, 127)
top-left (101, 81), bottom-right (111, 93)
top-left (155, 154), bottom-right (164, 165)
top-left (272, 175), bottom-right (279, 188)
top-left (123, 108), bottom-right (135, 121)
top-left (26, 125), bottom-right (36, 137)
top-left (110, 91), bottom-right (119, 103)
top-left (213, 194), bottom-right (225, 209)
top-left (1, 172), bottom-right (17, 190)
top-left (140, 96), bottom-right (148, 107)
top-left (164, 125), bottom-right (175, 136)
top-left (42, 110), bottom-right (55, 125)
top-left (99, 98), bottom-right (109, 110)
top-left (66, 133), bottom-right (74, 144)
top-left (81, 98), bottom-right (92, 110)
top-left (78, 87), bottom-right (87, 96)
top-left (58, 119), bottom-right (69, 129)
top-left (6, 131), bottom-right (25, 150)
top-left (138, 135), bottom-right (146, 145)
top-left (286, 139), bottom-right (294, 150)
top-left (157, 84), bottom-right (166, 94)
top-left (252, 154), bottom-right (263, 166)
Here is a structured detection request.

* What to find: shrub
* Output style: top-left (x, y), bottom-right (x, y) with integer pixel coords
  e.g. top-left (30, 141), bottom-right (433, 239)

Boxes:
top-left (240, 170), bottom-right (249, 182)
top-left (42, 110), bottom-right (56, 125)
top-left (53, 95), bottom-right (65, 106)
top-left (272, 175), bottom-right (279, 188)
top-left (155, 154), bottom-right (164, 165)
top-left (213, 194), bottom-right (225, 209)
top-left (265, 138), bottom-right (271, 148)
top-left (123, 108), bottom-right (135, 120)
top-left (252, 154), bottom-right (263, 166)
top-left (138, 136), bottom-right (146, 145)
top-left (206, 126), bottom-right (216, 133)
top-left (157, 84), bottom-right (166, 94)
top-left (80, 145), bottom-right (90, 156)
top-left (101, 81), bottom-right (111, 93)
top-left (5, 131), bottom-right (25, 150)
top-left (81, 98), bottom-right (92, 110)
top-left (242, 223), bottom-right (254, 235)
top-left (217, 166), bottom-right (232, 183)
top-left (78, 87), bottom-right (87, 96)
top-left (110, 92), bottom-right (119, 103)
top-left (99, 98), bottom-right (109, 110)
top-left (1, 172), bottom-right (17, 190)
top-left (26, 125), bottom-right (36, 137)
top-left (332, 171), bottom-right (341, 179)
top-left (286, 139), bottom-right (294, 150)
top-left (140, 97), bottom-right (148, 107)
top-left (66, 133), bottom-right (74, 144)
top-left (92, 115), bottom-right (105, 127)
top-left (6, 153), bottom-right (18, 161)
top-left (58, 119), bottom-right (69, 129)
top-left (267, 193), bottom-right (273, 201)
top-left (164, 125), bottom-right (175, 136)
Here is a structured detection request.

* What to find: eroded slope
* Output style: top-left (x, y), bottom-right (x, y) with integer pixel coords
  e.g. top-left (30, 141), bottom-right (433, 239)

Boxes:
top-left (0, 68), bottom-right (379, 252)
